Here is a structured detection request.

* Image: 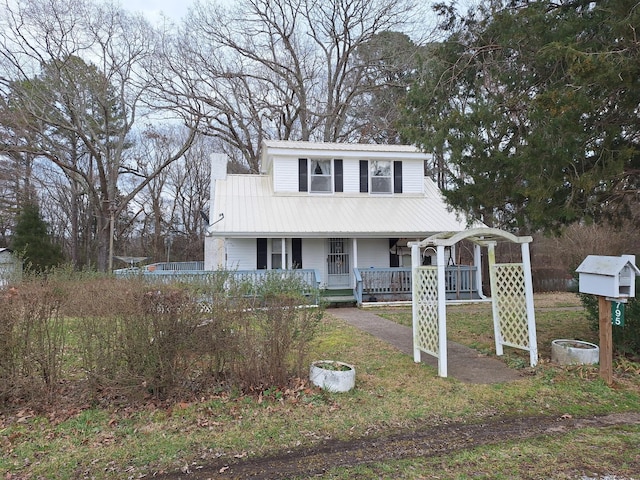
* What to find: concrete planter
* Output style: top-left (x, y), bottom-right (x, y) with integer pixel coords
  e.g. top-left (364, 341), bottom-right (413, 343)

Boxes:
top-left (309, 360), bottom-right (355, 393)
top-left (551, 339), bottom-right (599, 365)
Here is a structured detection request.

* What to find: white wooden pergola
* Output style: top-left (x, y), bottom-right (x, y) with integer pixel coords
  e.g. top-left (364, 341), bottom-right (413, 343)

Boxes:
top-left (409, 228), bottom-right (538, 377)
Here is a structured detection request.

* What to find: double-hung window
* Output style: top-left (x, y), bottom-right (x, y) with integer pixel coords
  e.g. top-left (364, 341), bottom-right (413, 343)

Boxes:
top-left (359, 159), bottom-right (402, 194)
top-left (271, 238), bottom-right (287, 269)
top-left (299, 158), bottom-right (343, 193)
top-left (310, 159), bottom-right (332, 193)
top-left (370, 160), bottom-right (392, 194)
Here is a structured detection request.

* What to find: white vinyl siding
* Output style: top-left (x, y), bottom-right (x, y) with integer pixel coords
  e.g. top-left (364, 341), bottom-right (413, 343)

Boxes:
top-left (401, 160), bottom-right (424, 194)
top-left (342, 159), bottom-right (360, 193)
top-left (225, 238), bottom-right (257, 270)
top-left (356, 238), bottom-right (390, 268)
top-left (271, 152), bottom-right (424, 195)
top-left (302, 238), bottom-right (327, 287)
top-left (273, 156), bottom-right (299, 192)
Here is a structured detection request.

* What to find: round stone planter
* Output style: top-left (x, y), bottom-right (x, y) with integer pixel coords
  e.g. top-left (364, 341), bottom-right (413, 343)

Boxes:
top-left (309, 360), bottom-right (355, 393)
top-left (551, 339), bottom-right (600, 365)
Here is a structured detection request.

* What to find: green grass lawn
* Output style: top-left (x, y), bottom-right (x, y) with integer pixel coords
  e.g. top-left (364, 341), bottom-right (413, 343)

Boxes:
top-left (1, 293), bottom-right (639, 479)
top-left (372, 292), bottom-right (599, 362)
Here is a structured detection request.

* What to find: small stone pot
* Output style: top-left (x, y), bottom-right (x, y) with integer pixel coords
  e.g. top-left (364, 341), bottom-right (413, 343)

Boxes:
top-left (551, 339), bottom-right (599, 365)
top-left (309, 360), bottom-right (355, 392)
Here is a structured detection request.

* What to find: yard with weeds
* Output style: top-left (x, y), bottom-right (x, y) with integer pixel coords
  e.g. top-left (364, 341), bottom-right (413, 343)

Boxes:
top-left (2, 292), bottom-right (640, 479)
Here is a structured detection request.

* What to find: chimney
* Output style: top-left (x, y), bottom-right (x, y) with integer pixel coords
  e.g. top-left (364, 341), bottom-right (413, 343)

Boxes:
top-left (209, 153), bottom-right (228, 213)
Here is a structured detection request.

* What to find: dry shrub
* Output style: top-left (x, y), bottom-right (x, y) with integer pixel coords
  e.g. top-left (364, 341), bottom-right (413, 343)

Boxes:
top-left (69, 273), bottom-right (322, 400)
top-left (0, 278), bottom-right (66, 406)
top-left (1, 270), bottom-right (323, 409)
top-left (71, 277), bottom-right (207, 400)
top-left (226, 294), bottom-right (323, 391)
top-left (188, 273), bottom-right (323, 392)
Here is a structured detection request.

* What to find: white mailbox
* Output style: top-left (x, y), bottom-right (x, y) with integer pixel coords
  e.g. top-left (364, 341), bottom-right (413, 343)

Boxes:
top-left (576, 255), bottom-right (640, 299)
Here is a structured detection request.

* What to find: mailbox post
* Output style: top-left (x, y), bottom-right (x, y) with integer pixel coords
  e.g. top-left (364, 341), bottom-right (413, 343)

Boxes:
top-left (576, 255), bottom-right (640, 385)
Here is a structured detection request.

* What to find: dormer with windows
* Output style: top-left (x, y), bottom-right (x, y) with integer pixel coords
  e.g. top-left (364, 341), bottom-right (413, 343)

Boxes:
top-left (264, 140), bottom-right (427, 196)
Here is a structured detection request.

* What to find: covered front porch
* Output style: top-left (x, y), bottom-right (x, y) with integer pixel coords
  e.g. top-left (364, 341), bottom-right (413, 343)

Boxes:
top-left (353, 265), bottom-right (483, 305)
top-left (118, 261), bottom-right (484, 307)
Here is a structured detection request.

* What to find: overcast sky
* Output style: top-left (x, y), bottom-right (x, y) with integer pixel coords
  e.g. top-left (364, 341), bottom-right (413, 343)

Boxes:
top-left (120, 0), bottom-right (196, 24)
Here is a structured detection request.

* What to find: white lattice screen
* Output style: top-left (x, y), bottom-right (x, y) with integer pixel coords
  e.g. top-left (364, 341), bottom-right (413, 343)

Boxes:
top-left (492, 263), bottom-right (531, 351)
top-left (414, 266), bottom-right (439, 357)
top-left (410, 228), bottom-right (538, 378)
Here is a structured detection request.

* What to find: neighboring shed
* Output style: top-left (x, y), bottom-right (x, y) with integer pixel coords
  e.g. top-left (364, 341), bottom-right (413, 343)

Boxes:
top-left (0, 248), bottom-right (22, 287)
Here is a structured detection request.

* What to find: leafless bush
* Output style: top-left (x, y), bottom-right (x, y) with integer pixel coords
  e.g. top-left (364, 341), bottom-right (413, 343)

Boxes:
top-left (0, 288), bottom-right (20, 404)
top-left (1, 271), bottom-right (322, 409)
top-left (0, 279), bottom-right (66, 406)
top-left (226, 293), bottom-right (323, 391)
top-left (71, 278), bottom-right (207, 400)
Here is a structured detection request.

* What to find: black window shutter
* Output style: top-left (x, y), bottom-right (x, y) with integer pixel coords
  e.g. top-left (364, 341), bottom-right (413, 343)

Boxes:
top-left (257, 238), bottom-right (268, 269)
top-left (292, 238), bottom-right (302, 269)
top-left (393, 161), bottom-right (403, 193)
top-left (359, 160), bottom-right (368, 192)
top-left (298, 158), bottom-right (308, 192)
top-left (389, 238), bottom-right (400, 267)
top-left (334, 159), bottom-right (343, 192)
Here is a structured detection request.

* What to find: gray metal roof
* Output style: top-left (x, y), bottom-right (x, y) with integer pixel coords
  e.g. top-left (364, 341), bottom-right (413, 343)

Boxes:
top-left (262, 140), bottom-right (428, 154)
top-left (207, 174), bottom-right (476, 238)
top-left (261, 140), bottom-right (431, 173)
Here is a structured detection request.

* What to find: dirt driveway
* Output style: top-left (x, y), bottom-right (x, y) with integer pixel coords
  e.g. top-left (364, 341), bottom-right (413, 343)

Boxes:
top-left (154, 412), bottom-right (640, 479)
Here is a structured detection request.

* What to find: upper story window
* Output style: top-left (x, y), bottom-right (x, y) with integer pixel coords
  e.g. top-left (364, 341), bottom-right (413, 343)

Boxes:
top-left (360, 159), bottom-right (403, 194)
top-left (310, 159), bottom-right (332, 193)
top-left (299, 158), bottom-right (343, 193)
top-left (370, 160), bottom-right (392, 194)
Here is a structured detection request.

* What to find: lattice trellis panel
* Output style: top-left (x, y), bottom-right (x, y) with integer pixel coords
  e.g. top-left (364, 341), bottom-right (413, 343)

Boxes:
top-left (413, 266), bottom-right (439, 356)
top-left (492, 263), bottom-right (530, 350)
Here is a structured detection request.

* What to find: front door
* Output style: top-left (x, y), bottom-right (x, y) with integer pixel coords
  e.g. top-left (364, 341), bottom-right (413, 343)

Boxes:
top-left (327, 238), bottom-right (350, 288)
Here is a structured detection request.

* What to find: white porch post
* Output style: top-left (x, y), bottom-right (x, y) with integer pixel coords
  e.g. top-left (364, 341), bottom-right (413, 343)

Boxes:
top-left (474, 243), bottom-right (486, 299)
top-left (351, 238), bottom-right (358, 268)
top-left (436, 244), bottom-right (447, 377)
top-left (267, 240), bottom-right (272, 270)
top-left (352, 238), bottom-right (358, 289)
top-left (521, 241), bottom-right (538, 367)
top-left (281, 237), bottom-right (287, 270)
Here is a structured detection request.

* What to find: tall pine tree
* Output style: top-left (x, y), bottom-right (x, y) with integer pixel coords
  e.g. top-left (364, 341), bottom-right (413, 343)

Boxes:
top-left (11, 203), bottom-right (63, 272)
top-left (402, 0), bottom-right (640, 232)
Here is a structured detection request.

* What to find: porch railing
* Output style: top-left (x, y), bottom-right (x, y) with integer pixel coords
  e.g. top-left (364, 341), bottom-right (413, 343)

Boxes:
top-left (114, 265), bottom-right (321, 297)
top-left (353, 266), bottom-right (480, 305)
top-left (145, 261), bottom-right (205, 271)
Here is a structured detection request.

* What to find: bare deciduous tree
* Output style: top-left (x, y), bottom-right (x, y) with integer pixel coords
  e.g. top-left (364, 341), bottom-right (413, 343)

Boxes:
top-left (157, 0), bottom-right (421, 172)
top-left (165, 134), bottom-right (214, 261)
top-left (123, 127), bottom-right (213, 263)
top-left (0, 0), bottom-right (199, 270)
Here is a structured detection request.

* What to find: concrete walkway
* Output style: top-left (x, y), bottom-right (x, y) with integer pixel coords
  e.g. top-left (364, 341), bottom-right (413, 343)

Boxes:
top-left (328, 308), bottom-right (522, 384)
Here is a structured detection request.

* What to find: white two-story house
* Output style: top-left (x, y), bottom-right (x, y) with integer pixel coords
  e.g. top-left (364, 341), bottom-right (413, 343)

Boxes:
top-left (204, 140), bottom-right (476, 300)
